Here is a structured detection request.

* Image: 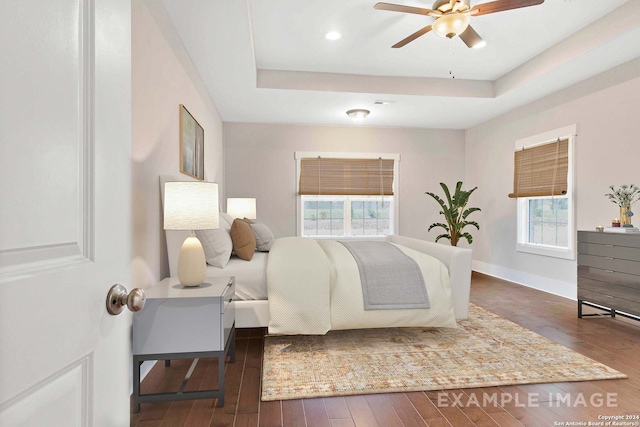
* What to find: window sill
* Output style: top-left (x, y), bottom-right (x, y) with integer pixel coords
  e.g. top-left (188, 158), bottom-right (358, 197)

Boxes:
top-left (516, 242), bottom-right (575, 260)
top-left (302, 235), bottom-right (388, 241)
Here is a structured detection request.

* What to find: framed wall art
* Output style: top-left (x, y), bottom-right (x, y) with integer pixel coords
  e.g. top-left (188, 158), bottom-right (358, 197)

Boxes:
top-left (179, 104), bottom-right (204, 180)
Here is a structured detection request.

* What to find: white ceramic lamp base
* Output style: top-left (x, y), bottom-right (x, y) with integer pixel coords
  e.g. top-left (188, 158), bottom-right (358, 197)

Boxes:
top-left (177, 234), bottom-right (207, 287)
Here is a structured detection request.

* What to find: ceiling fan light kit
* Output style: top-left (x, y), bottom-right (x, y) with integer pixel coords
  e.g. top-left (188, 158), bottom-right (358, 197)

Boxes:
top-left (432, 13), bottom-right (470, 38)
top-left (375, 0), bottom-right (544, 48)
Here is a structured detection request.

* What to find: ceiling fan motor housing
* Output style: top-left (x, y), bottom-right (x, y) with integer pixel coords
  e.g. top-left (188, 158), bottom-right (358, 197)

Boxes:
top-left (432, 0), bottom-right (470, 13)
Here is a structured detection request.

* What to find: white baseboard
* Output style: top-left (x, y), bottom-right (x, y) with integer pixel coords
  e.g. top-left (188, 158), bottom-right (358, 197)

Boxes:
top-left (472, 260), bottom-right (577, 301)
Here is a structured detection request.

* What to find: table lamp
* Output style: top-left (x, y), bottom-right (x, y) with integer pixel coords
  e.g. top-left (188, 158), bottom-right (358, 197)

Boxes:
top-left (227, 198), bottom-right (256, 219)
top-left (164, 181), bottom-right (219, 286)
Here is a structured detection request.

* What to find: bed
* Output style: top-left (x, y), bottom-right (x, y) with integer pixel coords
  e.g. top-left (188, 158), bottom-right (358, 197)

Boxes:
top-left (160, 176), bottom-right (473, 331)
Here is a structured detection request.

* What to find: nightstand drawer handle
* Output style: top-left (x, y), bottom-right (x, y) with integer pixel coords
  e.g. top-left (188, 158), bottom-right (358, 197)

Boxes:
top-left (106, 284), bottom-right (146, 315)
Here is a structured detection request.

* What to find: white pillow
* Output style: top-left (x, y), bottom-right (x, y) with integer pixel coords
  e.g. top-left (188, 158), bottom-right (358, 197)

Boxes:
top-left (196, 213), bottom-right (232, 268)
top-left (220, 212), bottom-right (234, 228)
top-left (251, 222), bottom-right (274, 252)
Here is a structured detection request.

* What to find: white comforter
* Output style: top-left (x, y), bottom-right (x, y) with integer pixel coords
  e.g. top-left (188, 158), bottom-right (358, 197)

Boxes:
top-left (267, 237), bottom-right (457, 335)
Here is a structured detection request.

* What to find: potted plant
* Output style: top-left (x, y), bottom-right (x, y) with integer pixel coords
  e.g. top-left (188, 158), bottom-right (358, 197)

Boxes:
top-left (425, 181), bottom-right (480, 246)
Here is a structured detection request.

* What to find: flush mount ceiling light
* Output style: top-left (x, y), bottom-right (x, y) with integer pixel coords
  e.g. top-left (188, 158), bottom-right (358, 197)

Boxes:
top-left (325, 31), bottom-right (342, 40)
top-left (375, 0), bottom-right (544, 48)
top-left (346, 109), bottom-right (370, 121)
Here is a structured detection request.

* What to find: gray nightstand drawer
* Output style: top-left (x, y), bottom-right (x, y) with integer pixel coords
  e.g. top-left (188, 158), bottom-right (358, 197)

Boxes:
top-left (221, 278), bottom-right (235, 345)
top-left (133, 276), bottom-right (235, 355)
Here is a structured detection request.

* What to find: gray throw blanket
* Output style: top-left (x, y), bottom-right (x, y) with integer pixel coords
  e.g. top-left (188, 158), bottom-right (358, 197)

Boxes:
top-left (339, 241), bottom-right (430, 310)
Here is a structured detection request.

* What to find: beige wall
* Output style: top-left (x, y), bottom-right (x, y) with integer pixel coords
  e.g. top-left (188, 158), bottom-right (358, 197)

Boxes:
top-left (465, 58), bottom-right (640, 299)
top-left (131, 0), bottom-right (224, 288)
top-left (224, 123), bottom-right (466, 241)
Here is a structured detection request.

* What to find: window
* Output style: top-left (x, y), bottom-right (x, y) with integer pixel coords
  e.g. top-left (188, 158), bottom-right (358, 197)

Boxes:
top-left (295, 152), bottom-right (399, 238)
top-left (523, 196), bottom-right (569, 247)
top-left (302, 195), bottom-right (392, 237)
top-left (510, 125), bottom-right (576, 259)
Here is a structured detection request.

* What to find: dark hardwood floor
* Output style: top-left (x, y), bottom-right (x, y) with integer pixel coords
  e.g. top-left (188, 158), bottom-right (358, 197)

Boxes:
top-left (130, 272), bottom-right (640, 426)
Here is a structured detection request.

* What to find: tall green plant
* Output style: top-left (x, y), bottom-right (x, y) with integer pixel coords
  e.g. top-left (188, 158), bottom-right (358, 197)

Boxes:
top-left (425, 181), bottom-right (480, 246)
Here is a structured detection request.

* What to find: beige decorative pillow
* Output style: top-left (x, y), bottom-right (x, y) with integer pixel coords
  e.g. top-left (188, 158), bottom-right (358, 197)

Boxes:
top-left (230, 219), bottom-right (256, 261)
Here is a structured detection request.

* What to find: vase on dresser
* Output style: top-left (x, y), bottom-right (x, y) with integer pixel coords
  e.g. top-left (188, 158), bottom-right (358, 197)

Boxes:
top-left (621, 202), bottom-right (633, 226)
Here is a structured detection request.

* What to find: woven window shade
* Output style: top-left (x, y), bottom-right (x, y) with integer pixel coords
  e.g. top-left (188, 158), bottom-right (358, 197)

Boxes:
top-left (508, 138), bottom-right (568, 198)
top-left (299, 158), bottom-right (394, 196)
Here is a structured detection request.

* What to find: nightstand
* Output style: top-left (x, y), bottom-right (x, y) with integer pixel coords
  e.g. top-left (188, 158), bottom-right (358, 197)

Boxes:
top-left (132, 276), bottom-right (235, 413)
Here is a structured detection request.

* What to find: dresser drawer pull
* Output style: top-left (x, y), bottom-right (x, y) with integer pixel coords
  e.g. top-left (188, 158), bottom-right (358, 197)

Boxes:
top-left (606, 295), bottom-right (614, 298)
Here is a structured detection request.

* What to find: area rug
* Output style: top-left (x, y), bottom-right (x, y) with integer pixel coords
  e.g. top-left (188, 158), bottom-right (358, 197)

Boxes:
top-left (261, 304), bottom-right (626, 401)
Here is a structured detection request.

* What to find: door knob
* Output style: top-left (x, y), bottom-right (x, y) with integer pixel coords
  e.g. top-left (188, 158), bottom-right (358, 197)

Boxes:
top-left (106, 284), bottom-right (146, 315)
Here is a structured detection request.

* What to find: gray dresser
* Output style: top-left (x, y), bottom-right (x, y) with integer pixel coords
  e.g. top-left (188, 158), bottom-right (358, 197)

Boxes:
top-left (577, 230), bottom-right (640, 319)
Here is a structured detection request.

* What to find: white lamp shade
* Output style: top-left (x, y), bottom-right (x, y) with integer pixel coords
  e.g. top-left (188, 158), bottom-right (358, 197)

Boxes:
top-left (164, 181), bottom-right (219, 230)
top-left (227, 198), bottom-right (257, 219)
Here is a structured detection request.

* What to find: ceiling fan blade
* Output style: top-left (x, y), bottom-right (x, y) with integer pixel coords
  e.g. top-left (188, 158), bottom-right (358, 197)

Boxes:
top-left (392, 25), bottom-right (432, 48)
top-left (469, 0), bottom-right (544, 16)
top-left (459, 25), bottom-right (486, 48)
top-left (374, 2), bottom-right (441, 17)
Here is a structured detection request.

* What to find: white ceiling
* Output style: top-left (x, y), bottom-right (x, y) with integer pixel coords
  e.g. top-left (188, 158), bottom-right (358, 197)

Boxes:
top-left (160, 0), bottom-right (640, 129)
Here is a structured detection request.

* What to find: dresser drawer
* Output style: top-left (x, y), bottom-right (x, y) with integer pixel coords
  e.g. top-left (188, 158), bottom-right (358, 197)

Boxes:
top-left (577, 242), bottom-right (640, 261)
top-left (578, 277), bottom-right (640, 304)
top-left (578, 231), bottom-right (640, 248)
top-left (578, 265), bottom-right (640, 290)
top-left (578, 254), bottom-right (640, 276)
top-left (578, 287), bottom-right (640, 317)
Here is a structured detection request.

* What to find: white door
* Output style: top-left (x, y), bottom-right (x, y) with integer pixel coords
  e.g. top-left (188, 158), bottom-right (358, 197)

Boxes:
top-left (0, 1), bottom-right (132, 425)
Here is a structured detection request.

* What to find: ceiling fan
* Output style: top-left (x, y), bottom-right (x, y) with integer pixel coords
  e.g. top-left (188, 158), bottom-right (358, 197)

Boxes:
top-left (375, 0), bottom-right (544, 49)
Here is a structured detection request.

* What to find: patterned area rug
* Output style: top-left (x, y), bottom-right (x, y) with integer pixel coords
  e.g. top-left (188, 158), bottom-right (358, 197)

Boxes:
top-left (261, 304), bottom-right (626, 401)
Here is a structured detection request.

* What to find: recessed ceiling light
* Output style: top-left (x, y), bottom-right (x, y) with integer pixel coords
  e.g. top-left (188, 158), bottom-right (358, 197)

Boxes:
top-left (325, 31), bottom-right (341, 41)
